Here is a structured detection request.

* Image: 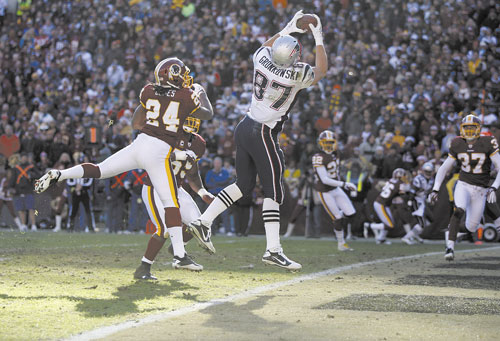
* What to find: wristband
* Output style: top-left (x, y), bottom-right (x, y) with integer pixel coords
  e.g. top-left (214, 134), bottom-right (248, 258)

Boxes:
top-left (198, 188), bottom-right (210, 198)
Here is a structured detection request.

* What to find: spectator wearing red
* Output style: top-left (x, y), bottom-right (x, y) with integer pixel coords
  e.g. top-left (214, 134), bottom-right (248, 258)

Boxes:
top-left (0, 125), bottom-right (20, 159)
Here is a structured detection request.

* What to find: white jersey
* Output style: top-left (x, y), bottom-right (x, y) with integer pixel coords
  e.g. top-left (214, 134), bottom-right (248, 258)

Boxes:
top-left (249, 46), bottom-right (315, 128)
top-left (411, 174), bottom-right (434, 201)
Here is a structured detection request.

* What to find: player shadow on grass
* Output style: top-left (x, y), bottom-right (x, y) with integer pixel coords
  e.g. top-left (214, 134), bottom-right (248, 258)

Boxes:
top-left (0, 279), bottom-right (201, 318)
top-left (199, 295), bottom-right (290, 336)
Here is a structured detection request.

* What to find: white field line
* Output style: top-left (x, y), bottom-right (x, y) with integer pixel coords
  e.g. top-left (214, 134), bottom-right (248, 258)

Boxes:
top-left (68, 245), bottom-right (500, 341)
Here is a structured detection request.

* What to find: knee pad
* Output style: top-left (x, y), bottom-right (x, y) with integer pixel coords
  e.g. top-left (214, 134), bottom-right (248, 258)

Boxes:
top-left (452, 207), bottom-right (465, 219)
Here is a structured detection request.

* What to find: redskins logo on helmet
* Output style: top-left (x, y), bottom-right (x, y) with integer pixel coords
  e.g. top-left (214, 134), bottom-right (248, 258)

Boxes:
top-left (183, 116), bottom-right (201, 134)
top-left (460, 114), bottom-right (481, 141)
top-left (318, 130), bottom-right (337, 154)
top-left (154, 57), bottom-right (193, 89)
top-left (392, 168), bottom-right (409, 183)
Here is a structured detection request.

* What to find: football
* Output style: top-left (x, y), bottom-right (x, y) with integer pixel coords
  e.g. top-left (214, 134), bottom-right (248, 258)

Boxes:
top-left (297, 14), bottom-right (318, 32)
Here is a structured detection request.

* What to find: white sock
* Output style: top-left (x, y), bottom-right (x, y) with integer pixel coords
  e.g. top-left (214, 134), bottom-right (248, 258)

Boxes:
top-left (370, 223), bottom-right (385, 230)
top-left (142, 256), bottom-right (154, 264)
top-left (378, 229), bottom-right (388, 240)
top-left (59, 165), bottom-right (84, 181)
top-left (167, 226), bottom-right (185, 258)
top-left (263, 198), bottom-right (281, 251)
top-left (55, 215), bottom-right (62, 229)
top-left (31, 224), bottom-right (37, 230)
top-left (284, 223), bottom-right (295, 237)
top-left (411, 224), bottom-right (422, 236)
top-left (199, 183), bottom-right (242, 224)
top-left (403, 224), bottom-right (411, 234)
top-left (403, 230), bottom-right (414, 238)
top-left (446, 240), bottom-right (455, 250)
top-left (14, 217), bottom-right (22, 229)
top-left (334, 229), bottom-right (345, 245)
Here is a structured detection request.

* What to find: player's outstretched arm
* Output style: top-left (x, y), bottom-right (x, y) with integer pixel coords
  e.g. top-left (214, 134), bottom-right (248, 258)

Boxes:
top-left (309, 15), bottom-right (327, 85)
top-left (132, 104), bottom-right (147, 130)
top-left (263, 10), bottom-right (306, 47)
top-left (185, 160), bottom-right (214, 204)
top-left (487, 153), bottom-right (500, 204)
top-left (191, 83), bottom-right (213, 120)
top-left (431, 157), bottom-right (456, 192)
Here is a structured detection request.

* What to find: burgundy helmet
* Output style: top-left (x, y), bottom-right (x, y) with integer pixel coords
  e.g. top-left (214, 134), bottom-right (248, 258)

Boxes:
top-left (154, 57), bottom-right (193, 89)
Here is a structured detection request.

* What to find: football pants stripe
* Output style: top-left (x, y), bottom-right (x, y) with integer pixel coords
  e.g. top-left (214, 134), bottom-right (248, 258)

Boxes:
top-left (164, 148), bottom-right (179, 208)
top-left (381, 205), bottom-right (394, 228)
top-left (148, 186), bottom-right (164, 237)
top-left (319, 192), bottom-right (336, 221)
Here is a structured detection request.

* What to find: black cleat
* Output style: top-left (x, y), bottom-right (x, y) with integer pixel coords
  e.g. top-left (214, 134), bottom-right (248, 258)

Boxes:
top-left (133, 263), bottom-right (157, 280)
top-left (444, 248), bottom-right (454, 261)
top-left (172, 254), bottom-right (203, 271)
top-left (187, 219), bottom-right (215, 254)
top-left (262, 248), bottom-right (302, 270)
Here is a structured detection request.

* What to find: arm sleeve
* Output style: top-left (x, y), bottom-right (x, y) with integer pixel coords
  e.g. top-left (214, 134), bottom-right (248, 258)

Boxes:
top-left (490, 152), bottom-right (500, 189)
top-left (432, 157), bottom-right (456, 191)
top-left (316, 166), bottom-right (344, 188)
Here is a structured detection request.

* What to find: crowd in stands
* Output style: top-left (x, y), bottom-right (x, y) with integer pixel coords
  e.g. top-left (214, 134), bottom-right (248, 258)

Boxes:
top-left (0, 0), bottom-right (499, 235)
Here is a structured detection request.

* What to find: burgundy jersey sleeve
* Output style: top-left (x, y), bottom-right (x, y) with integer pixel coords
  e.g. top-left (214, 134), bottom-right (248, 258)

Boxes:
top-left (190, 133), bottom-right (206, 160)
top-left (485, 135), bottom-right (500, 157)
top-left (448, 137), bottom-right (463, 160)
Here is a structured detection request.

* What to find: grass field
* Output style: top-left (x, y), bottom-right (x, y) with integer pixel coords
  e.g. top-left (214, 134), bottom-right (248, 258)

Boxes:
top-left (0, 230), bottom-right (499, 340)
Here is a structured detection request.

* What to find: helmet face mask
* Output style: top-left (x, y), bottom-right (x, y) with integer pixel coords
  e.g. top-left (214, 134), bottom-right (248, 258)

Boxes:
top-left (318, 130), bottom-right (337, 154)
top-left (393, 168), bottom-right (409, 183)
top-left (155, 57), bottom-right (193, 89)
top-left (460, 114), bottom-right (481, 141)
top-left (183, 116), bottom-right (200, 134)
top-left (271, 35), bottom-right (301, 68)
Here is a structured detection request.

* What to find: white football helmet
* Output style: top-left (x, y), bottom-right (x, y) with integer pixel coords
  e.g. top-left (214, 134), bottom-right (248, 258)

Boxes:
top-left (271, 35), bottom-right (301, 68)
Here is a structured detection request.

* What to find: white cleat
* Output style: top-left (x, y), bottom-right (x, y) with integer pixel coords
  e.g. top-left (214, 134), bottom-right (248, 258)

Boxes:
top-left (401, 236), bottom-right (415, 245)
top-left (262, 248), bottom-right (302, 270)
top-left (34, 170), bottom-right (61, 194)
top-left (338, 243), bottom-right (354, 251)
top-left (172, 255), bottom-right (203, 272)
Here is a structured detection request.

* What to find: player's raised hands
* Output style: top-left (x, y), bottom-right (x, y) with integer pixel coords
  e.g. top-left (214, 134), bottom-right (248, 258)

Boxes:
top-left (309, 14), bottom-right (323, 45)
top-left (279, 10), bottom-right (306, 36)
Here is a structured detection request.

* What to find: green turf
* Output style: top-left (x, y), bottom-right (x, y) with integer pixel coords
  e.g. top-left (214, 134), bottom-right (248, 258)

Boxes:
top-left (0, 230), bottom-right (481, 340)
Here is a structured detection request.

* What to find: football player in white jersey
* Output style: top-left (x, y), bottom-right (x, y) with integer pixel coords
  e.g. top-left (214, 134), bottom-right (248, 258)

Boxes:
top-left (429, 115), bottom-right (500, 260)
top-left (401, 162), bottom-right (434, 244)
top-left (188, 11), bottom-right (327, 270)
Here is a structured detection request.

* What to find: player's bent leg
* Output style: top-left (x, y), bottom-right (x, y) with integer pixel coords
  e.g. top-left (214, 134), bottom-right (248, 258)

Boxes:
top-left (134, 234), bottom-right (166, 280)
top-left (445, 206), bottom-right (465, 261)
top-left (188, 183), bottom-right (243, 254)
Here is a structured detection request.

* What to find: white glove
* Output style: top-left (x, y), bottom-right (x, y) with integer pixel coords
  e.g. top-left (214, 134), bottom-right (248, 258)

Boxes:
top-left (173, 150), bottom-right (188, 161)
top-left (428, 190), bottom-right (438, 204)
top-left (309, 14), bottom-right (323, 46)
top-left (124, 180), bottom-right (131, 190)
top-left (343, 182), bottom-right (357, 192)
top-left (192, 83), bottom-right (205, 94)
top-left (279, 10), bottom-right (306, 36)
top-left (186, 150), bottom-right (197, 159)
top-left (487, 186), bottom-right (497, 204)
